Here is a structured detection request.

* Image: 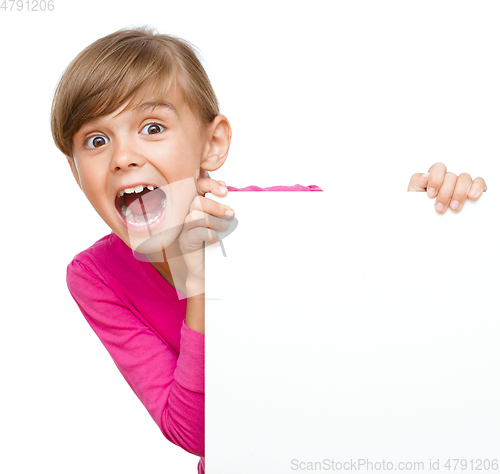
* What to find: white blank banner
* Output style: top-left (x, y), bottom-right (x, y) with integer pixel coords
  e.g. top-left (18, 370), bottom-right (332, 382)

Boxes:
top-left (206, 192), bottom-right (499, 473)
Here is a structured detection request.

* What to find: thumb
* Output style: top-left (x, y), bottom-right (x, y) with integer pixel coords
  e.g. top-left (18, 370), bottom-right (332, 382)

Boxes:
top-left (408, 172), bottom-right (430, 192)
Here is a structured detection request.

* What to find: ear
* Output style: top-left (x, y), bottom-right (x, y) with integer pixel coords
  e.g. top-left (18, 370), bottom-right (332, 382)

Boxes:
top-left (67, 156), bottom-right (82, 189)
top-left (200, 115), bottom-right (232, 173)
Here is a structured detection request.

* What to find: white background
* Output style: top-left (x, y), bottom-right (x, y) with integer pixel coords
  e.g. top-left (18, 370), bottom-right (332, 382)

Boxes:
top-left (206, 191), bottom-right (499, 473)
top-left (0, 1), bottom-right (499, 473)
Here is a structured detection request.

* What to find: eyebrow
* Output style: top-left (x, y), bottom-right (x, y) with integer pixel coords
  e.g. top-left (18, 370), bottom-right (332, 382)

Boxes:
top-left (134, 101), bottom-right (179, 117)
top-left (76, 100), bottom-right (180, 139)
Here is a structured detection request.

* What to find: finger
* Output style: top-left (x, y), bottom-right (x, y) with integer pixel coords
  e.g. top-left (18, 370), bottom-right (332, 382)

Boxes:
top-left (435, 171), bottom-right (457, 213)
top-left (196, 177), bottom-right (228, 197)
top-left (426, 162), bottom-right (447, 198)
top-left (190, 195), bottom-right (235, 219)
top-left (183, 226), bottom-right (221, 250)
top-left (408, 172), bottom-right (430, 192)
top-left (449, 173), bottom-right (472, 211)
top-left (182, 209), bottom-right (230, 234)
top-left (180, 211), bottom-right (223, 253)
top-left (468, 177), bottom-right (487, 199)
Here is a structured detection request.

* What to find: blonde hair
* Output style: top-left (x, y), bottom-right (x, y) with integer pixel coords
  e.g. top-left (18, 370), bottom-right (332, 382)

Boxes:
top-left (51, 26), bottom-right (220, 158)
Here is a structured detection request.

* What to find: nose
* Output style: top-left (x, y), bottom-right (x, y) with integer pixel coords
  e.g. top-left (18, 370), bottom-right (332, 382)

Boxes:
top-left (110, 141), bottom-right (146, 172)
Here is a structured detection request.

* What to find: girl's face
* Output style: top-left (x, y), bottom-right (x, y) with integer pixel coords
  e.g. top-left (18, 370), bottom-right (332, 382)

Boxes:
top-left (70, 87), bottom-right (226, 254)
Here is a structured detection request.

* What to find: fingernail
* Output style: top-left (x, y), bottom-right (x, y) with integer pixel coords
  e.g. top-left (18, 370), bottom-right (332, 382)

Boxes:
top-left (436, 202), bottom-right (444, 212)
top-left (428, 187), bottom-right (436, 197)
top-left (450, 200), bottom-right (459, 210)
top-left (219, 185), bottom-right (227, 194)
top-left (225, 209), bottom-right (235, 217)
top-left (221, 220), bottom-right (229, 229)
top-left (469, 189), bottom-right (477, 197)
top-left (422, 172), bottom-right (430, 178)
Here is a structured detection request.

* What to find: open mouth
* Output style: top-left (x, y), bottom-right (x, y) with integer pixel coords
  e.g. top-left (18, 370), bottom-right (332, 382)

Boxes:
top-left (115, 184), bottom-right (167, 233)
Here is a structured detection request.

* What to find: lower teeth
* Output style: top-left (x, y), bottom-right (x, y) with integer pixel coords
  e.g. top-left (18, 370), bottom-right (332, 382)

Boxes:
top-left (126, 213), bottom-right (161, 226)
top-left (121, 197), bottom-right (166, 225)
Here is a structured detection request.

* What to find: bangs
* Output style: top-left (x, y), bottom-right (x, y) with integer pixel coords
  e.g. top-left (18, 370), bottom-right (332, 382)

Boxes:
top-left (55, 35), bottom-right (182, 156)
top-left (51, 28), bottom-right (219, 158)
top-left (75, 46), bottom-right (179, 119)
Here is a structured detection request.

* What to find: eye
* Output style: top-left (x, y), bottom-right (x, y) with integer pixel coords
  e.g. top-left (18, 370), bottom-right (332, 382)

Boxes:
top-left (140, 123), bottom-right (165, 135)
top-left (86, 135), bottom-right (109, 149)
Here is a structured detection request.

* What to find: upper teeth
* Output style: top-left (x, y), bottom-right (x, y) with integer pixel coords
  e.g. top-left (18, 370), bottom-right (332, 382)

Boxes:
top-left (117, 185), bottom-right (156, 197)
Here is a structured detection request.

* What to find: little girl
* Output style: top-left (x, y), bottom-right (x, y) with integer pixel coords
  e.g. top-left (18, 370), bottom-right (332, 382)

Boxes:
top-left (50, 26), bottom-right (487, 474)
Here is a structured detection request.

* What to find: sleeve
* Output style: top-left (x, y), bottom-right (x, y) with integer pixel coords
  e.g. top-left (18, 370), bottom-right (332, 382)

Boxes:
top-left (66, 259), bottom-right (205, 457)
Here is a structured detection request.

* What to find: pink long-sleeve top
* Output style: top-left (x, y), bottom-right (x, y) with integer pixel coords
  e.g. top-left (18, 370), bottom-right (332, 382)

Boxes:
top-left (66, 184), bottom-right (322, 474)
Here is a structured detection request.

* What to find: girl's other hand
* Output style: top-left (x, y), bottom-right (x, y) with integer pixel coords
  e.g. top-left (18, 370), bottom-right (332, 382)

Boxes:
top-left (407, 162), bottom-right (487, 213)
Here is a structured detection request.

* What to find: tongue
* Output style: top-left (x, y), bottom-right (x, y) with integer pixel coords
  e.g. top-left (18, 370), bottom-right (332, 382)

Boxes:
top-left (124, 188), bottom-right (164, 215)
